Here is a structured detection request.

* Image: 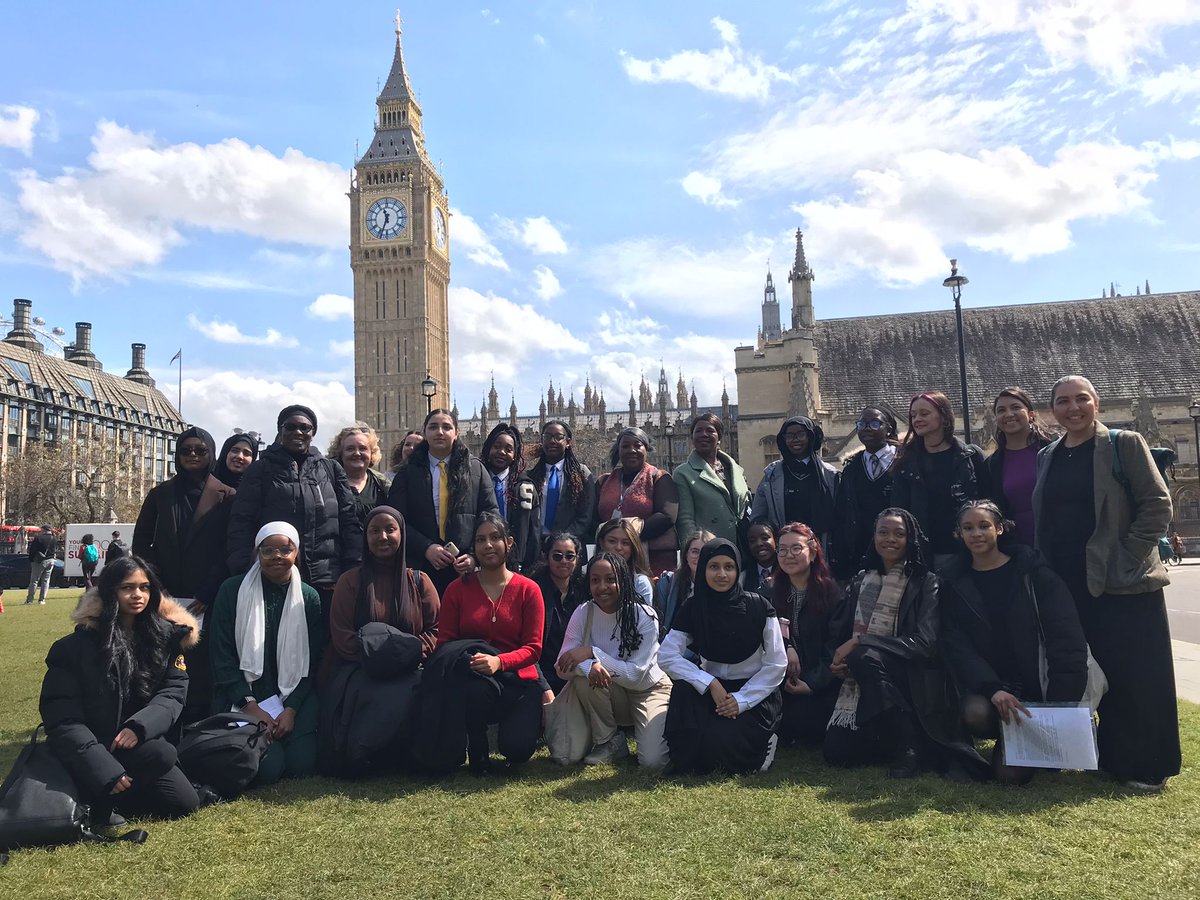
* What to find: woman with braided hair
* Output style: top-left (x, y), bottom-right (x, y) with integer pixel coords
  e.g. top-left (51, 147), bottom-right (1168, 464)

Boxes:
top-left (554, 551), bottom-right (672, 768)
top-left (481, 422), bottom-right (542, 573)
top-left (528, 420), bottom-right (596, 544)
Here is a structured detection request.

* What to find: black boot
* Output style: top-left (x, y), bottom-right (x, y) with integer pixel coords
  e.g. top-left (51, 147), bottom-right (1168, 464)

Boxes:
top-left (886, 710), bottom-right (922, 779)
top-left (467, 728), bottom-right (492, 776)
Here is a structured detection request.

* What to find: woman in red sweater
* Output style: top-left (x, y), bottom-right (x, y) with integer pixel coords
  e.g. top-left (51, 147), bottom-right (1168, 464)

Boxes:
top-left (438, 512), bottom-right (544, 772)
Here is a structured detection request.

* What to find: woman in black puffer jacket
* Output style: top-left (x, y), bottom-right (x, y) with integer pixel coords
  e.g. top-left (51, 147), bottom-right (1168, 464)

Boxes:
top-left (39, 556), bottom-right (201, 820)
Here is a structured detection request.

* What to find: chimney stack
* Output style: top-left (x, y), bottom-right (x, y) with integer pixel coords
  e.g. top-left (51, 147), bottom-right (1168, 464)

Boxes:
top-left (3, 299), bottom-right (44, 352)
top-left (65, 321), bottom-right (102, 370)
top-left (125, 342), bottom-right (155, 387)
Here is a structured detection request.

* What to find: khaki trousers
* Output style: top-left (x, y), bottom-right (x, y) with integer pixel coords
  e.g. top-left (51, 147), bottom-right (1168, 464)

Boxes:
top-left (572, 675), bottom-right (672, 769)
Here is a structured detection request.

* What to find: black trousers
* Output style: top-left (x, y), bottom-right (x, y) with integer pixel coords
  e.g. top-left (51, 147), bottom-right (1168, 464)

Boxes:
top-left (107, 738), bottom-right (199, 819)
top-left (823, 645), bottom-right (918, 767)
top-left (779, 690), bottom-right (836, 746)
top-left (1073, 589), bottom-right (1181, 783)
top-left (463, 674), bottom-right (543, 764)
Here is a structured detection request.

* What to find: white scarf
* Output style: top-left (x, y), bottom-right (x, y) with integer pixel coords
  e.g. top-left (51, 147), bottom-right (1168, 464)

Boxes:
top-left (234, 521), bottom-right (309, 701)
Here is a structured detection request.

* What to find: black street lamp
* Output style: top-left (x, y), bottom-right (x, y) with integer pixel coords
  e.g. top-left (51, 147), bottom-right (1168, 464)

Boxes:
top-left (664, 422), bottom-right (675, 469)
top-left (942, 259), bottom-right (971, 445)
top-left (1188, 400), bottom-right (1200, 499)
top-left (421, 374), bottom-right (437, 415)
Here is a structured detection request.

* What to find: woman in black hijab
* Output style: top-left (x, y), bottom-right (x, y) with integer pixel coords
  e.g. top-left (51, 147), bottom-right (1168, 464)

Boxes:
top-left (659, 538), bottom-right (787, 774)
top-left (132, 427), bottom-right (255, 724)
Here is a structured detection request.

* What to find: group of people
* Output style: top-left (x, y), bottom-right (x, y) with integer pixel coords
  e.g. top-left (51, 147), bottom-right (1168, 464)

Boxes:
top-left (33, 375), bottom-right (1182, 827)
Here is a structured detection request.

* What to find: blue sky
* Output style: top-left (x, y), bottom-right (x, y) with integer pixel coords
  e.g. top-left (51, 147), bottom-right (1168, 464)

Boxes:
top-left (1, 1), bottom-right (1197, 441)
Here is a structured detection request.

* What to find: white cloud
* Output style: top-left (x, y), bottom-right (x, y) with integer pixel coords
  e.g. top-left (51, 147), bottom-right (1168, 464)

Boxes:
top-left (593, 310), bottom-right (664, 348)
top-left (531, 265), bottom-right (563, 301)
top-left (306, 293), bottom-right (354, 320)
top-left (681, 171), bottom-right (739, 207)
top-left (794, 141), bottom-right (1158, 285)
top-left (450, 206), bottom-right (509, 270)
top-left (328, 339), bottom-right (355, 356)
top-left (586, 338), bottom-right (746, 414)
top-left (587, 233), bottom-right (785, 317)
top-left (533, 33), bottom-right (546, 47)
top-left (519, 216), bottom-right (568, 254)
top-left (1140, 64), bottom-right (1200, 102)
top-left (0, 105), bottom-right (39, 154)
top-left (448, 285), bottom-right (586, 388)
top-left (621, 16), bottom-right (797, 101)
top-left (181, 372), bottom-right (356, 444)
top-left (907, 0), bottom-right (1200, 80)
top-left (186, 314), bottom-right (301, 348)
top-left (16, 120), bottom-right (346, 282)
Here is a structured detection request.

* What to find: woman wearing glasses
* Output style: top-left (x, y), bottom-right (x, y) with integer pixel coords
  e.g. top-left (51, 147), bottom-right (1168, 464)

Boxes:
top-left (209, 522), bottom-right (324, 786)
top-left (227, 405), bottom-right (362, 623)
top-left (830, 407), bottom-right (900, 581)
top-left (533, 532), bottom-right (589, 695)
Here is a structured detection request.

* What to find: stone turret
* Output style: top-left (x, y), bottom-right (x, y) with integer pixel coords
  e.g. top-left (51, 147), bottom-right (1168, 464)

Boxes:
top-left (788, 230), bottom-right (814, 331)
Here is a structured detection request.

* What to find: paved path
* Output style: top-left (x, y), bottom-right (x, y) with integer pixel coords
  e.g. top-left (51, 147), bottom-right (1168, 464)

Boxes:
top-left (1163, 560), bottom-right (1200, 702)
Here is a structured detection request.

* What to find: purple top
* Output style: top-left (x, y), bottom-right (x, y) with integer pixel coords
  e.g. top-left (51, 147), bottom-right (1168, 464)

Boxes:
top-left (1002, 445), bottom-right (1039, 546)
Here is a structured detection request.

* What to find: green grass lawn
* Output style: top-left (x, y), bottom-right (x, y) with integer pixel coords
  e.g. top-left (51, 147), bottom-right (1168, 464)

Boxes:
top-left (2, 592), bottom-right (1197, 899)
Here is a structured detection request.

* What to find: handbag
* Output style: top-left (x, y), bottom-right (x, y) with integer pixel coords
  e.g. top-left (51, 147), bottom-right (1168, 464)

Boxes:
top-left (1027, 575), bottom-right (1108, 713)
top-left (177, 713), bottom-right (271, 799)
top-left (0, 727), bottom-right (148, 864)
top-left (543, 603), bottom-right (595, 765)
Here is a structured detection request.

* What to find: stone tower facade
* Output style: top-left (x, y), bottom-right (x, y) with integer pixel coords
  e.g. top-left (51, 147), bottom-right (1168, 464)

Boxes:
top-left (351, 14), bottom-right (451, 453)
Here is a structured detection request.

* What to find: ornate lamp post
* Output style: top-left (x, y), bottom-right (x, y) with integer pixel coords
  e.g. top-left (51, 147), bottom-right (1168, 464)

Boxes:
top-left (422, 375), bottom-right (437, 415)
top-left (942, 259), bottom-right (971, 445)
top-left (1188, 400), bottom-right (1200, 499)
top-left (664, 422), bottom-right (675, 469)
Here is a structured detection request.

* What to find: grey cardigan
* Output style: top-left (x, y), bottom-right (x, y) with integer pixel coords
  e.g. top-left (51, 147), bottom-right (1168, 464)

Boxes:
top-left (1031, 421), bottom-right (1171, 597)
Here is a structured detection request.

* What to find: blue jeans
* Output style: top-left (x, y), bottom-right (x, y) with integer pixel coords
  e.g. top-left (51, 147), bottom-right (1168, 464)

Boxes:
top-left (26, 558), bottom-right (54, 603)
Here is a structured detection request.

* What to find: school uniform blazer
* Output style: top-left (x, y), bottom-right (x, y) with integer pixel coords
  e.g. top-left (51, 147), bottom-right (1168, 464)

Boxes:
top-left (527, 459), bottom-right (596, 542)
top-left (385, 448), bottom-right (499, 571)
top-left (672, 449), bottom-right (751, 549)
top-left (1031, 420), bottom-right (1171, 597)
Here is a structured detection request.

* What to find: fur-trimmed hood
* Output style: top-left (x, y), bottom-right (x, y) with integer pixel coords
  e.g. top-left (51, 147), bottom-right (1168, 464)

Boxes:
top-left (71, 588), bottom-right (200, 650)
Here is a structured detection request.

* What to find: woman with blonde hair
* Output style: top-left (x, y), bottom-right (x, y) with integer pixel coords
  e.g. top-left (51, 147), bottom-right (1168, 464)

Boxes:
top-left (328, 422), bottom-right (389, 531)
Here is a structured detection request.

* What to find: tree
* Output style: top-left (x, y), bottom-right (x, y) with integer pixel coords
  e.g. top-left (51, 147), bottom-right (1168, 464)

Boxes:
top-left (1, 438), bottom-right (153, 528)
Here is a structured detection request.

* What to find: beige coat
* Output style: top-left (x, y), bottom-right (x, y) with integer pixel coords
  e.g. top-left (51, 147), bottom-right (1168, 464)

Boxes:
top-left (1032, 420), bottom-right (1172, 597)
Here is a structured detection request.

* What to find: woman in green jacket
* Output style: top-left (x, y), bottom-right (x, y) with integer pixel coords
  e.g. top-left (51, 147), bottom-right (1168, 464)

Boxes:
top-left (209, 521), bottom-right (324, 786)
top-left (673, 414), bottom-right (751, 550)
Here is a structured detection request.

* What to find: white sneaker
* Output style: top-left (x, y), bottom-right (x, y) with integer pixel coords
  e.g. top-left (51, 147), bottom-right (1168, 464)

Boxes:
top-left (759, 733), bottom-right (779, 773)
top-left (583, 733), bottom-right (630, 765)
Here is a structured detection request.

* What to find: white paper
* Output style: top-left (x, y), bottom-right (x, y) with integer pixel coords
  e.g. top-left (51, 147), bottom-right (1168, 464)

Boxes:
top-left (257, 694), bottom-right (285, 719)
top-left (1002, 704), bottom-right (1098, 770)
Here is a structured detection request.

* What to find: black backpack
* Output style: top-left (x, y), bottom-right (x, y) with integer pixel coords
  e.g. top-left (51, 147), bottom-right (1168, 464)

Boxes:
top-left (177, 713), bottom-right (271, 799)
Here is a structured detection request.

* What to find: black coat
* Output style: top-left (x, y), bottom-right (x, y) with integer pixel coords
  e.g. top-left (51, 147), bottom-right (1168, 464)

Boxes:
top-left (939, 546), bottom-right (1088, 702)
top-left (503, 472), bottom-right (542, 574)
top-left (829, 450), bottom-right (895, 580)
top-left (410, 638), bottom-right (500, 774)
top-left (28, 531), bottom-right (57, 562)
top-left (385, 447), bottom-right (499, 586)
top-left (891, 438), bottom-right (993, 552)
top-left (226, 443), bottom-right (362, 586)
top-left (830, 568), bottom-right (986, 772)
top-left (786, 589), bottom-right (845, 697)
top-left (133, 476), bottom-right (232, 604)
top-left (526, 459), bottom-right (597, 543)
top-left (38, 592), bottom-right (198, 798)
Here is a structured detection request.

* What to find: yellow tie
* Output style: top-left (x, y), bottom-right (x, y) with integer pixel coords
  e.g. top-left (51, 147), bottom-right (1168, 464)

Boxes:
top-left (438, 460), bottom-right (449, 540)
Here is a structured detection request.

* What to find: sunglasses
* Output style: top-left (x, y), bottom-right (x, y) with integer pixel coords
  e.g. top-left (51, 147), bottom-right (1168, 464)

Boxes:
top-left (550, 551), bottom-right (577, 562)
top-left (282, 422), bottom-right (314, 434)
top-left (178, 446), bottom-right (209, 457)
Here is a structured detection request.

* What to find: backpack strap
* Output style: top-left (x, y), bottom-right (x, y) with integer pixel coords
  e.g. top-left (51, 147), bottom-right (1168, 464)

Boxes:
top-left (1108, 428), bottom-right (1127, 489)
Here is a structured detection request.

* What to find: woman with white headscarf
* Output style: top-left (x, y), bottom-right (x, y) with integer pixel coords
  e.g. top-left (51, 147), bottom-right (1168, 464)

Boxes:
top-left (209, 521), bottom-right (324, 785)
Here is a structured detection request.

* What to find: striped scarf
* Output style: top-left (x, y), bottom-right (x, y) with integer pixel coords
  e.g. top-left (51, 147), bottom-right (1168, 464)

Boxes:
top-left (828, 568), bottom-right (908, 730)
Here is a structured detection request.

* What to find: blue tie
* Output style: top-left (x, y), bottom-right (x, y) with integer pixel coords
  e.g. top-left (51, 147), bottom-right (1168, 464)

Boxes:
top-left (493, 475), bottom-right (506, 517)
top-left (545, 465), bottom-right (561, 528)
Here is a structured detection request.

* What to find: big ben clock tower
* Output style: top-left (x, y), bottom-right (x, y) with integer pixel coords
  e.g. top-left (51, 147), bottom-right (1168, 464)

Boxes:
top-left (351, 12), bottom-right (450, 452)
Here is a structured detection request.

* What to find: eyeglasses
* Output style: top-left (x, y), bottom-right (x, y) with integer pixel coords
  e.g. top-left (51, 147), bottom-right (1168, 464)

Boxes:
top-left (776, 546), bottom-right (811, 558)
top-left (282, 422), bottom-right (314, 434)
top-left (855, 420), bottom-right (885, 431)
top-left (258, 545), bottom-right (295, 559)
top-left (178, 446), bottom-right (209, 457)
top-left (550, 551), bottom-right (577, 562)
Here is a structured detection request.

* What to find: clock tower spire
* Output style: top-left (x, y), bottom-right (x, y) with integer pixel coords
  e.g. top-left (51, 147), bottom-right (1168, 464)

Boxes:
top-left (351, 12), bottom-right (450, 453)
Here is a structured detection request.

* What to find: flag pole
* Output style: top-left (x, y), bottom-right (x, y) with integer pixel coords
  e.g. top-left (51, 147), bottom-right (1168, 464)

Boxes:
top-left (169, 348), bottom-right (183, 419)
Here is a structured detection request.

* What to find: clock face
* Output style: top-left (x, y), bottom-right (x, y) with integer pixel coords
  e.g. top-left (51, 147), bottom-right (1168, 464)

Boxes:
top-left (433, 207), bottom-right (447, 250)
top-left (366, 197), bottom-right (407, 240)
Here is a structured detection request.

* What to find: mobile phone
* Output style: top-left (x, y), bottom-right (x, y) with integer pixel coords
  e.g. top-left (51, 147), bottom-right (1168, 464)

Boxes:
top-left (444, 542), bottom-right (460, 557)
